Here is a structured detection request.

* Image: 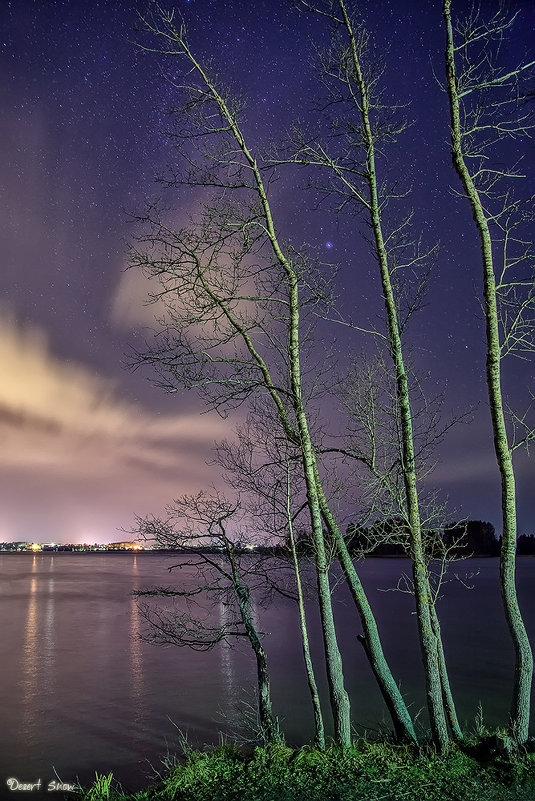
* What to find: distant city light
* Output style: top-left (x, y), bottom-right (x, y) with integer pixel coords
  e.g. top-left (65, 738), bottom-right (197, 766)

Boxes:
top-left (0, 539), bottom-right (266, 553)
top-left (0, 541), bottom-right (147, 552)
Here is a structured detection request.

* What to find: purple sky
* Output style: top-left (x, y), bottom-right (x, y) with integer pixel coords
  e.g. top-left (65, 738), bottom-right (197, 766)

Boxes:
top-left (1, 0), bottom-right (534, 544)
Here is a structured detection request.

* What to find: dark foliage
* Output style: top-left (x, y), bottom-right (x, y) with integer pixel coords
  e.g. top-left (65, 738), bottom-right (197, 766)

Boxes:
top-left (443, 521), bottom-right (500, 557)
top-left (516, 534), bottom-right (535, 555)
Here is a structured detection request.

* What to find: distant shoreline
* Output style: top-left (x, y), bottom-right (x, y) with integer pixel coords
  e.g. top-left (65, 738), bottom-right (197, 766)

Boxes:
top-left (0, 549), bottom-right (533, 557)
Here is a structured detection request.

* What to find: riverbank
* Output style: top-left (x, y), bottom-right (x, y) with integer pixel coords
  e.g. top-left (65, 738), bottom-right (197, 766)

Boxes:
top-left (78, 738), bottom-right (535, 801)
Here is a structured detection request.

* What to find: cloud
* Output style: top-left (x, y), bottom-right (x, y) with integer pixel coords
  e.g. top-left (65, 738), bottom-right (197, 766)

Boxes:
top-left (110, 194), bottom-right (204, 331)
top-left (0, 316), bottom-right (232, 542)
top-left (110, 188), bottom-right (273, 339)
top-left (110, 266), bottom-right (163, 329)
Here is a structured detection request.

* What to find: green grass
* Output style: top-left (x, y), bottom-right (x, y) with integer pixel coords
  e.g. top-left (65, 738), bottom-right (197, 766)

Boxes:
top-left (75, 737), bottom-right (535, 801)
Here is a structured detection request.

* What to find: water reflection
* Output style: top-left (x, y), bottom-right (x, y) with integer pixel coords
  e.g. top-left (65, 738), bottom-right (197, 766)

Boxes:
top-left (218, 598), bottom-right (240, 728)
top-left (44, 565), bottom-right (55, 694)
top-left (2, 554), bottom-right (530, 795)
top-left (20, 557), bottom-right (56, 744)
top-left (130, 556), bottom-right (145, 725)
top-left (20, 557), bottom-right (39, 742)
top-left (216, 585), bottom-right (264, 736)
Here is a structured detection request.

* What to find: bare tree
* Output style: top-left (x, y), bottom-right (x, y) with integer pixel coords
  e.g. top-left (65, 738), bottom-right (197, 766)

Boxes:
top-left (129, 4), bottom-right (421, 746)
top-left (132, 5), bottom-right (353, 746)
top-left (288, 0), bottom-right (453, 749)
top-left (134, 492), bottom-right (282, 744)
top-left (337, 349), bottom-right (464, 742)
top-left (214, 406), bottom-right (326, 749)
top-left (442, 0), bottom-right (534, 746)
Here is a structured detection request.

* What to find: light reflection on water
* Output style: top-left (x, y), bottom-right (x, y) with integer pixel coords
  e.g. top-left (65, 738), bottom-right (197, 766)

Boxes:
top-left (218, 599), bottom-right (239, 726)
top-left (20, 566), bottom-right (38, 743)
top-left (129, 556), bottom-right (145, 728)
top-left (0, 553), bottom-right (533, 795)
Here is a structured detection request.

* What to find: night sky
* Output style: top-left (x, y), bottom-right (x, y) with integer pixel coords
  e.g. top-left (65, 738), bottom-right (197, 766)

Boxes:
top-left (1, 0), bottom-right (534, 544)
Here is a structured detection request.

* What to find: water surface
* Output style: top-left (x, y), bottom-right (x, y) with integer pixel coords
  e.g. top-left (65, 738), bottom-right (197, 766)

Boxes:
top-left (0, 553), bottom-right (533, 795)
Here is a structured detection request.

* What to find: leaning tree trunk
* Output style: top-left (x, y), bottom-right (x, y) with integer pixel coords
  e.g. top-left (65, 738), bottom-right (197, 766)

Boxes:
top-left (232, 567), bottom-right (282, 744)
top-left (430, 604), bottom-right (462, 740)
top-left (317, 479), bottom-right (418, 744)
top-left (296, 403), bottom-right (352, 747)
top-left (276, 205), bottom-right (352, 746)
top-left (443, 0), bottom-right (533, 745)
top-left (286, 463), bottom-right (326, 750)
top-left (337, 0), bottom-right (449, 750)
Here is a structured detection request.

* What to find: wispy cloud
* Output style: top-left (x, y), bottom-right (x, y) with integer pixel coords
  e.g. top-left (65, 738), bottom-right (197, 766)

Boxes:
top-left (0, 316), bottom-right (231, 542)
top-left (110, 266), bottom-right (162, 330)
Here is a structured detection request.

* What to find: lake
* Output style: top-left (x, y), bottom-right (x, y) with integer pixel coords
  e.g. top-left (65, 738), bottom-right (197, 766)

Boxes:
top-left (0, 553), bottom-right (533, 796)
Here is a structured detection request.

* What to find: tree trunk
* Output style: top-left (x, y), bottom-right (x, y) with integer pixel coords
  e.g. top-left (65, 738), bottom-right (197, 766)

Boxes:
top-left (443, 0), bottom-right (533, 745)
top-left (235, 581), bottom-right (282, 744)
top-left (299, 444), bottom-right (352, 747)
top-left (338, 0), bottom-right (449, 750)
top-left (287, 466), bottom-right (326, 750)
top-left (288, 261), bottom-right (351, 746)
top-left (316, 477), bottom-right (418, 744)
top-left (430, 604), bottom-right (462, 740)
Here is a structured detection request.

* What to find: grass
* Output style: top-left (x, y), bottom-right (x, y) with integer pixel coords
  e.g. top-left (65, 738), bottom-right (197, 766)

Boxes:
top-left (74, 735), bottom-right (535, 801)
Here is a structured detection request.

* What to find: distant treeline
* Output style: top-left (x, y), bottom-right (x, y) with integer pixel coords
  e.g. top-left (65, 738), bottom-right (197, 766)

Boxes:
top-left (347, 520), bottom-right (535, 557)
top-left (285, 519), bottom-right (535, 558)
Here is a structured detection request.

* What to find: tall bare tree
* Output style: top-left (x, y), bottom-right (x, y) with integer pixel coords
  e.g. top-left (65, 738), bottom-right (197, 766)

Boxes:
top-left (133, 5), bottom-right (353, 746)
top-left (131, 4), bottom-right (419, 745)
top-left (442, 0), bottom-right (534, 745)
top-left (290, 0), bottom-right (452, 749)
